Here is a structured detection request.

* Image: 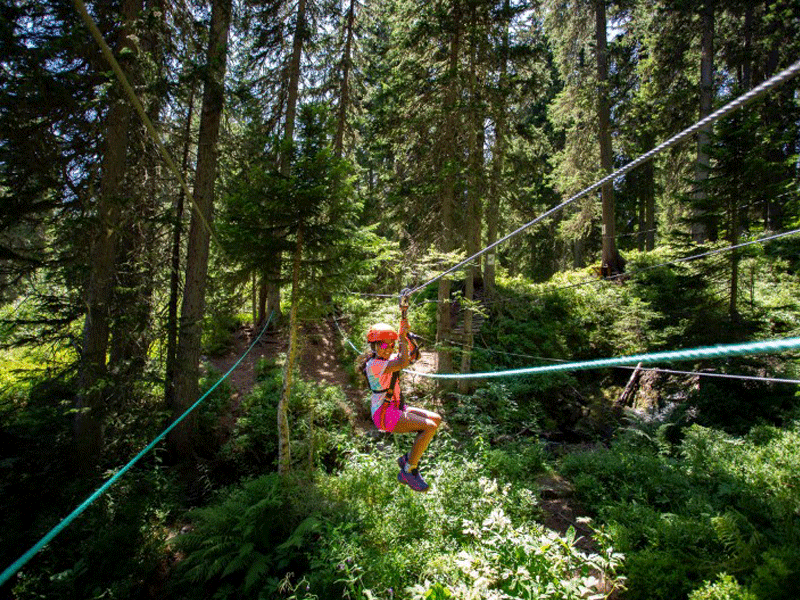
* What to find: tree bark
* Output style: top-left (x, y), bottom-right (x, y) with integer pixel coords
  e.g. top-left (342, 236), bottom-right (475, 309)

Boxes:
top-left (165, 85), bottom-right (195, 411)
top-left (281, 0), bottom-right (307, 176)
top-left (485, 0), bottom-right (510, 296)
top-left (75, 0), bottom-right (141, 472)
top-left (459, 5), bottom-right (485, 394)
top-left (436, 0), bottom-right (461, 381)
top-left (642, 133), bottom-right (655, 251)
top-left (278, 222), bottom-right (303, 474)
top-left (334, 0), bottom-right (356, 158)
top-left (728, 197), bottom-right (740, 322)
top-left (266, 0), bottom-right (307, 324)
top-left (168, 0), bottom-right (232, 462)
top-left (692, 0), bottom-right (715, 243)
top-left (595, 0), bottom-right (623, 276)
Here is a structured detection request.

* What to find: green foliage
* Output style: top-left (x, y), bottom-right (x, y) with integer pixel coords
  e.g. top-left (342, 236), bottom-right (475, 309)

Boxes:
top-left (169, 473), bottom-right (327, 600)
top-left (202, 312), bottom-right (246, 357)
top-left (195, 364), bottom-right (235, 454)
top-left (561, 422), bottom-right (800, 599)
top-left (217, 103), bottom-right (383, 318)
top-left (215, 365), bottom-right (353, 482)
top-left (689, 574), bottom-right (757, 600)
top-left (215, 370), bottom-right (281, 481)
top-left (171, 435), bottom-right (623, 600)
top-left (11, 467), bottom-right (177, 600)
top-left (449, 382), bottom-right (546, 445)
top-left (307, 438), bottom-right (623, 600)
top-left (682, 374), bottom-right (799, 436)
top-left (483, 439), bottom-right (548, 484)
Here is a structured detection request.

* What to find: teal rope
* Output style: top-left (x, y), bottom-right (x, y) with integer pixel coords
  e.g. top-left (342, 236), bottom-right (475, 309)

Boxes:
top-left (407, 336), bottom-right (800, 380)
top-left (0, 312), bottom-right (274, 588)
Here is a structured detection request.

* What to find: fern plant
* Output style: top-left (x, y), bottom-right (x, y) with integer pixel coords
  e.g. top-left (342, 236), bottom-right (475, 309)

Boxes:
top-left (170, 474), bottom-right (323, 600)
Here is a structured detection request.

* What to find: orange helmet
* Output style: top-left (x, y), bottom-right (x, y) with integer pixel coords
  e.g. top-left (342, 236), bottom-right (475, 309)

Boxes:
top-left (367, 323), bottom-right (398, 343)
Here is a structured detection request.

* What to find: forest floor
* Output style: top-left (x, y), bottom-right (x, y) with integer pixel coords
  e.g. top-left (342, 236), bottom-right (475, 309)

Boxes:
top-left (207, 319), bottom-right (601, 556)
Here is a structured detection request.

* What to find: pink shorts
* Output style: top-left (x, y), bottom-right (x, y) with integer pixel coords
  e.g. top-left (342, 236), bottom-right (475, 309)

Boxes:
top-left (373, 402), bottom-right (405, 432)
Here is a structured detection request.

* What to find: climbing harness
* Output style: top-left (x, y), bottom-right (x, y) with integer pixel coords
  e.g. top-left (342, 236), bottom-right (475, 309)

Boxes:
top-left (364, 357), bottom-right (404, 428)
top-left (362, 334), bottom-right (422, 418)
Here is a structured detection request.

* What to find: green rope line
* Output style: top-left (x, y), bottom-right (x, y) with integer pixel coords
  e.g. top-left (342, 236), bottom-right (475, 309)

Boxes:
top-left (407, 336), bottom-right (800, 380)
top-left (0, 312), bottom-right (274, 589)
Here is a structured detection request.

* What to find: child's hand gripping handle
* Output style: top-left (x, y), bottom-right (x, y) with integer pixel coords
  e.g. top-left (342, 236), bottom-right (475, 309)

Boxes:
top-left (399, 289), bottom-right (411, 318)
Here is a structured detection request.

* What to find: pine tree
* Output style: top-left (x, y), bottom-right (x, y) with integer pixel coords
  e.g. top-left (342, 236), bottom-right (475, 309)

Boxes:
top-left (169, 0), bottom-right (233, 461)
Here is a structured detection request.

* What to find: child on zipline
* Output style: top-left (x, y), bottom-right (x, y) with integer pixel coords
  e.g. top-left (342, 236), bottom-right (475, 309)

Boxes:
top-left (359, 294), bottom-right (442, 492)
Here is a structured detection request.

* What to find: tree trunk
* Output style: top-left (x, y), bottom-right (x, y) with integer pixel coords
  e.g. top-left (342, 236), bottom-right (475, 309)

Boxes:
top-left (168, 0), bottom-right (232, 462)
top-left (278, 222), bottom-right (304, 475)
top-left (334, 0), bottom-right (356, 158)
top-left (281, 0), bottom-right (307, 175)
top-left (252, 272), bottom-right (258, 325)
top-left (75, 0), bottom-right (141, 472)
top-left (595, 0), bottom-right (623, 276)
top-left (460, 7), bottom-right (484, 394)
top-left (729, 201), bottom-right (740, 322)
top-left (165, 85), bottom-right (195, 411)
top-left (484, 0), bottom-right (510, 296)
top-left (267, 0), bottom-right (308, 323)
top-left (110, 13), bottom-right (165, 409)
top-left (642, 133), bottom-right (656, 251)
top-left (692, 0), bottom-right (715, 243)
top-left (436, 0), bottom-right (461, 381)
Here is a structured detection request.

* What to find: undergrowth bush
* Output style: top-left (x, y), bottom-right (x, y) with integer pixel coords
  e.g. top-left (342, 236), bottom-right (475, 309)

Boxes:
top-left (216, 366), bottom-right (353, 483)
top-left (560, 421), bottom-right (800, 600)
top-left (689, 574), bottom-right (757, 600)
top-left (171, 434), bottom-right (624, 600)
top-left (11, 467), bottom-right (177, 600)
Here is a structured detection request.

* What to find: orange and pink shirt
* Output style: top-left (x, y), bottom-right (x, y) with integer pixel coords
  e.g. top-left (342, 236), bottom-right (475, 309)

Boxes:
top-left (365, 355), bottom-right (402, 418)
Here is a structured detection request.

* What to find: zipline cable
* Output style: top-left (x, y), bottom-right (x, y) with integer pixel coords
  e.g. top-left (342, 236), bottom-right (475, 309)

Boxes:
top-left (604, 228), bottom-right (800, 282)
top-left (332, 311), bottom-right (360, 353)
top-left (405, 336), bottom-right (800, 380)
top-left (620, 366), bottom-right (800, 386)
top-left (406, 57), bottom-right (800, 297)
top-left (71, 0), bottom-right (216, 242)
top-left (330, 318), bottom-right (800, 386)
top-left (460, 226), bottom-right (800, 311)
top-left (0, 313), bottom-right (274, 588)
top-left (535, 227), bottom-right (800, 296)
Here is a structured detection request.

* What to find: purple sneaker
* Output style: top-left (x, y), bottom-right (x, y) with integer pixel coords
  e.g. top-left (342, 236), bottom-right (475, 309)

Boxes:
top-left (397, 467), bottom-right (430, 493)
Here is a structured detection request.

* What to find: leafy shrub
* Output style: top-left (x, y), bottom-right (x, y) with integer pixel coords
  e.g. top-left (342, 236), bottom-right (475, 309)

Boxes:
top-left (304, 436), bottom-right (624, 600)
top-left (11, 468), bottom-right (176, 600)
top-left (202, 312), bottom-right (244, 356)
top-left (217, 371), bottom-right (352, 481)
top-left (682, 374), bottom-right (799, 436)
top-left (689, 574), bottom-right (757, 600)
top-left (217, 374), bottom-right (281, 479)
top-left (169, 473), bottom-right (328, 600)
top-left (195, 364), bottom-right (235, 454)
top-left (483, 439), bottom-right (548, 483)
top-left (175, 434), bottom-right (621, 599)
top-left (747, 546), bottom-right (800, 600)
top-left (561, 421), bottom-right (800, 599)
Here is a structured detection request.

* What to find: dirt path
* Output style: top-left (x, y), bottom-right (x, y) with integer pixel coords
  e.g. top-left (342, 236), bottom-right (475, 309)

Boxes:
top-left (206, 324), bottom-right (284, 397)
